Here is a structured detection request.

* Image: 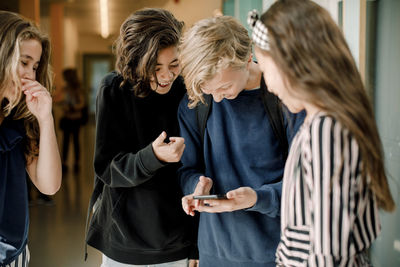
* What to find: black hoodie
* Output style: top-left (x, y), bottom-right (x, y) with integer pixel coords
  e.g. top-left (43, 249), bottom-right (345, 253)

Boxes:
top-left (86, 72), bottom-right (196, 264)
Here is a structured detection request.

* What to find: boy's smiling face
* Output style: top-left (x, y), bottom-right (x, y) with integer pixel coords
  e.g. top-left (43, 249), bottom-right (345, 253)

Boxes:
top-left (201, 66), bottom-right (248, 102)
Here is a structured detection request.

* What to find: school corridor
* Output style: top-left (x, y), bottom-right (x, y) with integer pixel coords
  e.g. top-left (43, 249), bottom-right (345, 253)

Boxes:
top-left (28, 123), bottom-right (102, 267)
top-left (0, 0), bottom-right (399, 266)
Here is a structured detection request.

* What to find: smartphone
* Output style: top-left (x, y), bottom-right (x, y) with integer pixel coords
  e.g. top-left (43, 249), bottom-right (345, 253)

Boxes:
top-left (193, 194), bottom-right (227, 200)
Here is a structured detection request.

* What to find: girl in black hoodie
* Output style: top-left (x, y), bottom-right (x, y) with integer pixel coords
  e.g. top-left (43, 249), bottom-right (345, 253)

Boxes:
top-left (86, 8), bottom-right (197, 267)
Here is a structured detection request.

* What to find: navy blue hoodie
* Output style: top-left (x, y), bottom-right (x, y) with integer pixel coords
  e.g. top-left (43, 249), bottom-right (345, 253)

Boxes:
top-left (178, 85), bottom-right (304, 267)
top-left (0, 117), bottom-right (28, 265)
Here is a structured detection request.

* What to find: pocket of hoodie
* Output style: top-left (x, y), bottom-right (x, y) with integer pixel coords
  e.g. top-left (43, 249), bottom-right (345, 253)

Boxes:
top-left (109, 188), bottom-right (189, 251)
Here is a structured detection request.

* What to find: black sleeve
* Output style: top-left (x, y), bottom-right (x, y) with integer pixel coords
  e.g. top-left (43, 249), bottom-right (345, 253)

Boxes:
top-left (93, 73), bottom-right (166, 188)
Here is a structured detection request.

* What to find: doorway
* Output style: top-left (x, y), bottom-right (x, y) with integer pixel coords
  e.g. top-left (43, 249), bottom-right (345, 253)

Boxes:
top-left (82, 54), bottom-right (115, 120)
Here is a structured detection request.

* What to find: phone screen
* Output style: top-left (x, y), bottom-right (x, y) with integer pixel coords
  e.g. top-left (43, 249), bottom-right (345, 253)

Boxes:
top-left (193, 194), bottom-right (227, 200)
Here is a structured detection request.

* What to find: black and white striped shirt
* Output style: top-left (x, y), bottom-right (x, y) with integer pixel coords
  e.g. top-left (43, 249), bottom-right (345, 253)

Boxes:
top-left (2, 246), bottom-right (29, 267)
top-left (276, 113), bottom-right (380, 266)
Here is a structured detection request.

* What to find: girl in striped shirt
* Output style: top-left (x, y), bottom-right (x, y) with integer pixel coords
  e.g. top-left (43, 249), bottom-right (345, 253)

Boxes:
top-left (248, 0), bottom-right (395, 266)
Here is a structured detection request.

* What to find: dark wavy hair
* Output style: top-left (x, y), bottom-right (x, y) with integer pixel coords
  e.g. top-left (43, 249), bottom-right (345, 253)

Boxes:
top-left (114, 8), bottom-right (184, 97)
top-left (0, 11), bottom-right (53, 160)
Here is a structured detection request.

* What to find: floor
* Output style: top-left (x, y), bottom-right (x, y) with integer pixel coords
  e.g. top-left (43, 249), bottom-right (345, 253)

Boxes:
top-left (28, 122), bottom-right (102, 267)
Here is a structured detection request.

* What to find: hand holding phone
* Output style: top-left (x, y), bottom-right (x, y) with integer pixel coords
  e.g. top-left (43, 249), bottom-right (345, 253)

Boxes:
top-left (193, 194), bottom-right (227, 200)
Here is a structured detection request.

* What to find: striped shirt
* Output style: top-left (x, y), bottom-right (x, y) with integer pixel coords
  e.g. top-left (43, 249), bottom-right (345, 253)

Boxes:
top-left (276, 113), bottom-right (380, 266)
top-left (1, 246), bottom-right (29, 267)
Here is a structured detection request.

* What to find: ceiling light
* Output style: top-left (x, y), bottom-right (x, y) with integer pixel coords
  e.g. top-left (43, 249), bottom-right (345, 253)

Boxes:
top-left (99, 0), bottom-right (109, 38)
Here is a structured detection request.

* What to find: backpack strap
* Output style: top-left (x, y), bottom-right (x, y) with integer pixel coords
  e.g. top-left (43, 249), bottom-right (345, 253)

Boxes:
top-left (260, 78), bottom-right (288, 160)
top-left (196, 94), bottom-right (213, 147)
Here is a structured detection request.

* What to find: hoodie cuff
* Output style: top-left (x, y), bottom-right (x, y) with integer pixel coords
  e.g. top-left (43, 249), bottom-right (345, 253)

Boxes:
top-left (245, 187), bottom-right (277, 216)
top-left (139, 143), bottom-right (167, 174)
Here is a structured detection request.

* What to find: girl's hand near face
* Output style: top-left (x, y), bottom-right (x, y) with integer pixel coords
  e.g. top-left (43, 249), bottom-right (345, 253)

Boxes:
top-left (22, 78), bottom-right (53, 122)
top-left (21, 78), bottom-right (61, 195)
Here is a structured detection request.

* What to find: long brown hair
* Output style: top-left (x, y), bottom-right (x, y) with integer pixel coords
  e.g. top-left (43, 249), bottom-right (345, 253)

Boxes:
top-left (0, 11), bottom-right (53, 159)
top-left (114, 8), bottom-right (183, 97)
top-left (260, 0), bottom-right (394, 211)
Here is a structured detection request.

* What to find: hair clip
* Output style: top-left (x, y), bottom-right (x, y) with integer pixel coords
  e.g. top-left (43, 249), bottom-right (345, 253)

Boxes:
top-left (247, 10), bottom-right (270, 51)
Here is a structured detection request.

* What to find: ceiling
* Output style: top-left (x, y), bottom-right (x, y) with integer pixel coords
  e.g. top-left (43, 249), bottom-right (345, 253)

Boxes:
top-left (0, 0), bottom-right (171, 37)
top-left (1, 0), bottom-right (223, 38)
top-left (41, 0), bottom-right (170, 36)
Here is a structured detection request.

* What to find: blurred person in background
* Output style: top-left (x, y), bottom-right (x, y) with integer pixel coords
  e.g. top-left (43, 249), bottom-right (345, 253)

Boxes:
top-left (59, 68), bottom-right (86, 173)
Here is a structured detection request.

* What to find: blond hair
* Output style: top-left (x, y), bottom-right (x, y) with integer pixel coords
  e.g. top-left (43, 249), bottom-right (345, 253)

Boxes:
top-left (259, 0), bottom-right (394, 211)
top-left (0, 11), bottom-right (53, 159)
top-left (179, 16), bottom-right (251, 108)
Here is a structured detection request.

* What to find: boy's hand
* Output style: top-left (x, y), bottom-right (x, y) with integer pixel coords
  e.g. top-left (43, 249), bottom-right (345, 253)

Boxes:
top-left (195, 187), bottom-right (257, 213)
top-left (182, 176), bottom-right (213, 216)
